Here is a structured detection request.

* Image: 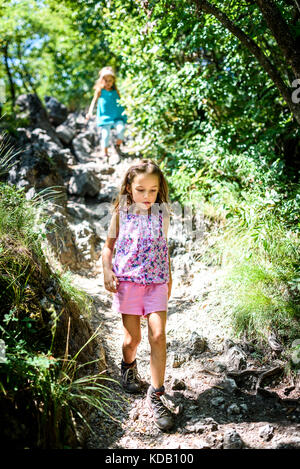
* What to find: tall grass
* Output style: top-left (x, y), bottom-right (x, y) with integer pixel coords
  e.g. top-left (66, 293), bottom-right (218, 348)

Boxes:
top-left (0, 137), bottom-right (125, 448)
top-left (1, 315), bottom-right (125, 448)
top-left (57, 270), bottom-right (94, 320)
top-left (166, 143), bottom-right (300, 347)
top-left (215, 202), bottom-right (300, 344)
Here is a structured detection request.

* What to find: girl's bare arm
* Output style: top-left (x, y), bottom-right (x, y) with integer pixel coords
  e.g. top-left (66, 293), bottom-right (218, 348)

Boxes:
top-left (102, 211), bottom-right (120, 292)
top-left (162, 213), bottom-right (172, 283)
top-left (86, 89), bottom-right (101, 118)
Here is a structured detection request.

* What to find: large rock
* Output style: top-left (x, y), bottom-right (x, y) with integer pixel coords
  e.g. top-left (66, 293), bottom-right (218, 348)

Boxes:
top-left (44, 203), bottom-right (102, 271)
top-left (96, 185), bottom-right (119, 203)
top-left (44, 206), bottom-right (79, 270)
top-left (30, 128), bottom-right (71, 174)
top-left (72, 134), bottom-right (93, 162)
top-left (56, 123), bottom-right (76, 145)
top-left (69, 220), bottom-right (101, 268)
top-left (7, 142), bottom-right (68, 206)
top-left (44, 96), bottom-right (68, 127)
top-left (67, 167), bottom-right (101, 197)
top-left (15, 94), bottom-right (62, 147)
top-left (9, 94), bottom-right (105, 272)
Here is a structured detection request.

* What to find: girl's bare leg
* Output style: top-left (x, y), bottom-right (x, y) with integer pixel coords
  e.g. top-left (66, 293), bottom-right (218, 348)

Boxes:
top-left (121, 314), bottom-right (141, 364)
top-left (147, 310), bottom-right (167, 389)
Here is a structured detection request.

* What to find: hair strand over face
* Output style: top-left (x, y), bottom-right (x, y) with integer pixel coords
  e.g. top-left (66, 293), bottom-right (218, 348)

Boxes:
top-left (112, 159), bottom-right (171, 217)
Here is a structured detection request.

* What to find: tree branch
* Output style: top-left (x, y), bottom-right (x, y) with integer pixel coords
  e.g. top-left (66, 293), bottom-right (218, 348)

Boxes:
top-left (2, 42), bottom-right (16, 113)
top-left (192, 0), bottom-right (300, 125)
top-left (16, 42), bottom-right (37, 95)
top-left (293, 0), bottom-right (300, 15)
top-left (255, 0), bottom-right (300, 79)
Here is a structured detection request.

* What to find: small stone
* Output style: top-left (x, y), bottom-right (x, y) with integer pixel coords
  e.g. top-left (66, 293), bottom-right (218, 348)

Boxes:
top-left (172, 353), bottom-right (187, 368)
top-left (224, 345), bottom-right (247, 370)
top-left (185, 421), bottom-right (206, 434)
top-left (205, 434), bottom-right (217, 446)
top-left (183, 425), bottom-right (194, 434)
top-left (211, 396), bottom-right (225, 406)
top-left (203, 417), bottom-right (218, 431)
top-left (259, 424), bottom-right (274, 441)
top-left (240, 403), bottom-right (248, 413)
top-left (171, 378), bottom-right (186, 390)
top-left (227, 403), bottom-right (241, 415)
top-left (189, 332), bottom-right (207, 356)
top-left (193, 423), bottom-right (206, 433)
top-left (221, 378), bottom-right (238, 393)
top-left (223, 429), bottom-right (244, 449)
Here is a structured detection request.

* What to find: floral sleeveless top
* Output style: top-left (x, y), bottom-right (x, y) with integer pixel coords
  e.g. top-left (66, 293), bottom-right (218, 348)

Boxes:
top-left (112, 208), bottom-right (169, 285)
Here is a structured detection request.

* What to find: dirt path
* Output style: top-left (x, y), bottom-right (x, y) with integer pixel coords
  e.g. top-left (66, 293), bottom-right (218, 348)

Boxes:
top-left (71, 144), bottom-right (300, 450)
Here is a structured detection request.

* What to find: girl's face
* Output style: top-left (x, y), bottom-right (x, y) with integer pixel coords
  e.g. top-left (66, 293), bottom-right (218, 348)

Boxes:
top-left (127, 173), bottom-right (159, 212)
top-left (101, 74), bottom-right (115, 90)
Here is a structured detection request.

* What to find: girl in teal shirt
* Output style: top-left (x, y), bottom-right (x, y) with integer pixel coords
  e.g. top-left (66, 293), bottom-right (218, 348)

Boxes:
top-left (86, 66), bottom-right (127, 159)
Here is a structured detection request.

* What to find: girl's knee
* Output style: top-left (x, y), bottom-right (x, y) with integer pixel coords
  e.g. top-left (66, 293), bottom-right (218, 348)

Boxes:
top-left (148, 330), bottom-right (166, 347)
top-left (101, 126), bottom-right (111, 147)
top-left (115, 121), bottom-right (125, 139)
top-left (124, 333), bottom-right (141, 349)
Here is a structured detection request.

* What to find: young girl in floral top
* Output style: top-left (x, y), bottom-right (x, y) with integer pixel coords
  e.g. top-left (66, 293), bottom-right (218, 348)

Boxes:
top-left (102, 159), bottom-right (174, 431)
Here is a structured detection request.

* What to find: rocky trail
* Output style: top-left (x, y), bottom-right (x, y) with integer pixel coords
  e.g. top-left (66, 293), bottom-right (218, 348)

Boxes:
top-left (6, 96), bottom-right (299, 450)
top-left (70, 141), bottom-right (300, 450)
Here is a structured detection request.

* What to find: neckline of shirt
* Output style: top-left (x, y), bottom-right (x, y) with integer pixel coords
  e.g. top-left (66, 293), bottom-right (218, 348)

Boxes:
top-left (121, 211), bottom-right (162, 218)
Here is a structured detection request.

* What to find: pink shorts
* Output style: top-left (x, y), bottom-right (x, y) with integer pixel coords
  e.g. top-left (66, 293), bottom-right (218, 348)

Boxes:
top-left (112, 281), bottom-right (169, 316)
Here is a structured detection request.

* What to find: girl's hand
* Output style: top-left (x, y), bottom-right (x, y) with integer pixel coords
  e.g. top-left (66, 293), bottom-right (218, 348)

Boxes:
top-left (85, 112), bottom-right (92, 121)
top-left (167, 279), bottom-right (172, 300)
top-left (104, 269), bottom-right (119, 293)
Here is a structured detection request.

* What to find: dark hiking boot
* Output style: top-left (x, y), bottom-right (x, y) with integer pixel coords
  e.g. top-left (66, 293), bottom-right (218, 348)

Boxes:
top-left (121, 361), bottom-right (142, 394)
top-left (146, 385), bottom-right (174, 431)
top-left (115, 144), bottom-right (126, 157)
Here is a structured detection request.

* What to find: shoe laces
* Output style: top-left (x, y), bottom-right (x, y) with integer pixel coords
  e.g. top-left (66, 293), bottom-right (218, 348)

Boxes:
top-left (123, 365), bottom-right (141, 384)
top-left (150, 392), bottom-right (171, 417)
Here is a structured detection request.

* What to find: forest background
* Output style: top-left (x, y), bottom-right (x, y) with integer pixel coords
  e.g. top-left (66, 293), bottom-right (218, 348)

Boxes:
top-left (1, 0), bottom-right (300, 361)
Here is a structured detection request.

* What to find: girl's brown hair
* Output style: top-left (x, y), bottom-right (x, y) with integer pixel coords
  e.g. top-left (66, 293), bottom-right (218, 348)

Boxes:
top-left (112, 159), bottom-right (172, 217)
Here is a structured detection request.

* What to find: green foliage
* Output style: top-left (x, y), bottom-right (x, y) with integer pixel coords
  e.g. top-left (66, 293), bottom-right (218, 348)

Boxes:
top-left (216, 214), bottom-right (300, 341)
top-left (105, 0), bottom-right (299, 163)
top-left (0, 0), bottom-right (113, 113)
top-left (0, 178), bottom-right (124, 448)
top-left (100, 0), bottom-right (300, 347)
top-left (1, 0), bottom-right (299, 378)
top-left (57, 270), bottom-right (94, 319)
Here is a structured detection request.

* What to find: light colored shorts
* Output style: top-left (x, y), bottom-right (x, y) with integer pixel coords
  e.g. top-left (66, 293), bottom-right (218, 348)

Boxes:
top-left (112, 281), bottom-right (168, 316)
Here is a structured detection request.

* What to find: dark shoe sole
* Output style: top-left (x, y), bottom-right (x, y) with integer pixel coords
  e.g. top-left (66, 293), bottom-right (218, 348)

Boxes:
top-left (122, 386), bottom-right (143, 394)
top-left (122, 380), bottom-right (143, 394)
top-left (115, 146), bottom-right (126, 157)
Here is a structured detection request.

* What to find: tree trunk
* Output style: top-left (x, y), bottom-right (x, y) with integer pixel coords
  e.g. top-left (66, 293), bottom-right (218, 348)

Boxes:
top-left (192, 0), bottom-right (300, 126)
top-left (16, 42), bottom-right (38, 95)
top-left (255, 0), bottom-right (300, 80)
top-left (2, 42), bottom-right (16, 113)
